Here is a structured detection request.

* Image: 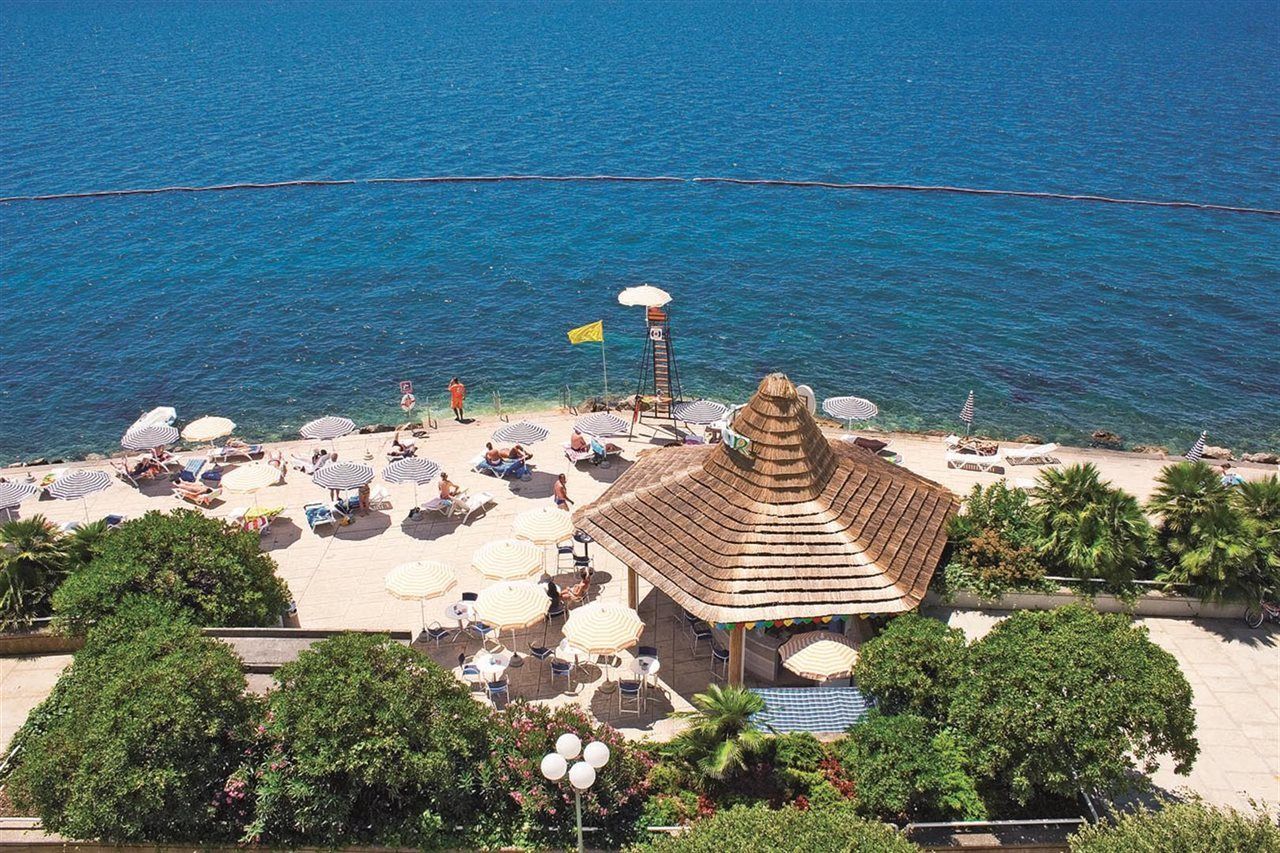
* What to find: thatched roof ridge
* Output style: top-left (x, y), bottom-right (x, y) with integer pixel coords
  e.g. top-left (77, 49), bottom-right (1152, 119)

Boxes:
top-left (574, 373), bottom-right (958, 624)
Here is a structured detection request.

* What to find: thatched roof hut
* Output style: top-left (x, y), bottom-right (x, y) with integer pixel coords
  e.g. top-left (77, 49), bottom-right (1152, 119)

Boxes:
top-left (575, 374), bottom-right (957, 665)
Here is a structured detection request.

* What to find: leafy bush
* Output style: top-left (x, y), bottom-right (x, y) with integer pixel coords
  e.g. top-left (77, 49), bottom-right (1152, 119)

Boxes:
top-left (237, 633), bottom-right (491, 848)
top-left (53, 509), bottom-right (289, 632)
top-left (771, 731), bottom-right (827, 772)
top-left (5, 599), bottom-right (255, 842)
top-left (0, 517), bottom-right (107, 630)
top-left (480, 701), bottom-right (652, 849)
top-left (837, 711), bottom-right (985, 822)
top-left (1068, 798), bottom-right (1280, 852)
top-left (852, 612), bottom-right (968, 722)
top-left (1034, 464), bottom-right (1152, 586)
top-left (949, 605), bottom-right (1198, 805)
top-left (642, 802), bottom-right (921, 852)
top-left (943, 483), bottom-right (1049, 598)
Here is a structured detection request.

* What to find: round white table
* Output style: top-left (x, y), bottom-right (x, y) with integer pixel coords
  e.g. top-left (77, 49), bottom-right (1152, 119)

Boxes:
top-left (630, 656), bottom-right (661, 679)
top-left (473, 649), bottom-right (513, 682)
top-left (555, 639), bottom-right (589, 663)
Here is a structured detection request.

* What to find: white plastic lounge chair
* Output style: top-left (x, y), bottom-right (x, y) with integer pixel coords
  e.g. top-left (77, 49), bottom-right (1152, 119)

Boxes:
top-left (451, 491), bottom-right (494, 523)
top-left (564, 443), bottom-right (594, 464)
top-left (368, 486), bottom-right (392, 510)
top-left (209, 443), bottom-right (264, 463)
top-left (946, 451), bottom-right (1004, 473)
top-left (419, 497), bottom-right (454, 518)
top-left (1003, 443), bottom-right (1060, 465)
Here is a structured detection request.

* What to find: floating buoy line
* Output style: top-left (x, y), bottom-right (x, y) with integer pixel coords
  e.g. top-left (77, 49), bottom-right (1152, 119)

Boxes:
top-left (0, 173), bottom-right (1276, 218)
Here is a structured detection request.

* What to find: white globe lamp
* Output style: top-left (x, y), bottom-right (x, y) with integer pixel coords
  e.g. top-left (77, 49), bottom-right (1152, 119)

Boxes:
top-left (568, 760), bottom-right (596, 791)
top-left (555, 732), bottom-right (582, 760)
top-left (583, 740), bottom-right (610, 769)
top-left (540, 751), bottom-right (567, 782)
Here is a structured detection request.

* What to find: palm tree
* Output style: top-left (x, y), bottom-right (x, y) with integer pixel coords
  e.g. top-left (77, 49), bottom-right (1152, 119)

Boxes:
top-left (1032, 463), bottom-right (1109, 513)
top-left (0, 516), bottom-right (68, 630)
top-left (64, 519), bottom-right (110, 572)
top-left (1147, 461), bottom-right (1231, 550)
top-left (1158, 501), bottom-right (1263, 602)
top-left (663, 684), bottom-right (768, 788)
top-left (1038, 486), bottom-right (1152, 584)
top-left (1234, 475), bottom-right (1280, 528)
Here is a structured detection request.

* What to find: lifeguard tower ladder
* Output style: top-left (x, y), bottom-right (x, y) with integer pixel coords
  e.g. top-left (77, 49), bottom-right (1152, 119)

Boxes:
top-left (632, 305), bottom-right (683, 432)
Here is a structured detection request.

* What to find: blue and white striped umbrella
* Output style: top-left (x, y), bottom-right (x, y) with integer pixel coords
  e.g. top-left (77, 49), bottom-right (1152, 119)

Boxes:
top-left (382, 457), bottom-right (442, 485)
top-left (671, 400), bottom-right (729, 425)
top-left (121, 424), bottom-right (180, 451)
top-left (48, 470), bottom-right (113, 501)
top-left (1185, 430), bottom-right (1207, 462)
top-left (0, 481), bottom-right (39, 512)
top-left (300, 416), bottom-right (356, 441)
top-left (959, 390), bottom-right (975, 433)
top-left (492, 421), bottom-right (550, 445)
top-left (574, 412), bottom-right (628, 437)
top-left (312, 461), bottom-right (375, 490)
top-left (822, 396), bottom-right (879, 423)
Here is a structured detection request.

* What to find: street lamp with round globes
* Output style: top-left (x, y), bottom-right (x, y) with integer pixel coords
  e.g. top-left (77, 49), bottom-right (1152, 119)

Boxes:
top-left (541, 733), bottom-right (610, 852)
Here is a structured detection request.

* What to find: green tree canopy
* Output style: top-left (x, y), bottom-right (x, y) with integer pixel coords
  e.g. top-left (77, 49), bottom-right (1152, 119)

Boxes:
top-left (1147, 461), bottom-right (1231, 547)
top-left (0, 517), bottom-right (107, 630)
top-left (948, 606), bottom-right (1198, 805)
top-left (837, 711), bottom-right (985, 822)
top-left (852, 612), bottom-right (968, 722)
top-left (239, 632), bottom-right (492, 848)
top-left (1068, 798), bottom-right (1280, 852)
top-left (643, 802), bottom-right (921, 853)
top-left (5, 599), bottom-right (255, 842)
top-left (52, 509), bottom-right (289, 632)
top-left (662, 684), bottom-right (768, 791)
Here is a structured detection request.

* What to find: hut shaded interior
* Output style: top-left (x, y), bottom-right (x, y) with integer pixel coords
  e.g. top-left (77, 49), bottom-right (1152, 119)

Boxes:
top-left (574, 373), bottom-right (958, 631)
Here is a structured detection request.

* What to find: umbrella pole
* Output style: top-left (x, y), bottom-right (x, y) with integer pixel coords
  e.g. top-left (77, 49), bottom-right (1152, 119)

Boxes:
top-left (419, 599), bottom-right (426, 641)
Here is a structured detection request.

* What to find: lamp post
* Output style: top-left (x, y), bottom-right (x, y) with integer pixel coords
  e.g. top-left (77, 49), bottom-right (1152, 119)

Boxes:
top-left (540, 732), bottom-right (611, 853)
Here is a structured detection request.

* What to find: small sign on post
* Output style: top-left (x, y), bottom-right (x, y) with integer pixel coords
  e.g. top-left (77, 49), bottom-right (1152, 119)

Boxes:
top-left (399, 380), bottom-right (416, 413)
top-left (721, 426), bottom-right (752, 457)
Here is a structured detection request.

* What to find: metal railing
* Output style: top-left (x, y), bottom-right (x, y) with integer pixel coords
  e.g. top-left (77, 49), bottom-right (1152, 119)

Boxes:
top-left (560, 385), bottom-right (578, 415)
top-left (492, 391), bottom-right (508, 422)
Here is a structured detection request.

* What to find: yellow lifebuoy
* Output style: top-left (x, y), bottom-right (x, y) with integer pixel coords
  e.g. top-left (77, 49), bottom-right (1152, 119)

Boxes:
top-left (400, 393), bottom-right (416, 412)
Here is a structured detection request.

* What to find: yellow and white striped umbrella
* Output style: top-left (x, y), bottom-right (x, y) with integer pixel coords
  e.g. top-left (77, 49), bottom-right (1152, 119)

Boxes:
top-left (562, 602), bottom-right (644, 656)
top-left (220, 461), bottom-right (281, 493)
top-left (181, 416), bottom-right (236, 443)
top-left (474, 581), bottom-right (550, 631)
top-left (779, 631), bottom-right (859, 682)
top-left (512, 506), bottom-right (575, 545)
top-left (472, 539), bottom-right (544, 581)
top-left (385, 560), bottom-right (456, 601)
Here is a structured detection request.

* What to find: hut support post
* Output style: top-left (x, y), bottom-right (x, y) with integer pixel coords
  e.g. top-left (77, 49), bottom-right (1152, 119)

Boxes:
top-left (728, 624), bottom-right (746, 686)
top-left (626, 567), bottom-right (639, 609)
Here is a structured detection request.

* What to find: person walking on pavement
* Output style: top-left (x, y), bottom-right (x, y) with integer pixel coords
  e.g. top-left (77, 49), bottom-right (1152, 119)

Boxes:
top-left (448, 377), bottom-right (466, 422)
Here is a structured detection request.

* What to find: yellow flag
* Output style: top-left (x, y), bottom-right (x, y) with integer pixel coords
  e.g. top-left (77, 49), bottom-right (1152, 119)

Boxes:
top-left (567, 320), bottom-right (604, 345)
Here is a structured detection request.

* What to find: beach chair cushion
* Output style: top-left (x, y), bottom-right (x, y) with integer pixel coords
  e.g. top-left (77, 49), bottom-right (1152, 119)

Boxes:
top-left (179, 458), bottom-right (206, 482)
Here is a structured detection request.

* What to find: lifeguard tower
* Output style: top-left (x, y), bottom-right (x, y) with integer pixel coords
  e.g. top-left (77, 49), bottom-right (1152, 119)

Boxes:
top-left (618, 285), bottom-right (683, 434)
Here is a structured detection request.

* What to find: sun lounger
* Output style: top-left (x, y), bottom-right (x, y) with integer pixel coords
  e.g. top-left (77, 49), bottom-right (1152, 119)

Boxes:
top-left (946, 450), bottom-right (1004, 473)
top-left (209, 444), bottom-right (264, 463)
top-left (112, 459), bottom-right (165, 488)
top-left (472, 455), bottom-right (528, 480)
top-left (368, 486), bottom-right (392, 510)
top-left (178, 457), bottom-right (206, 483)
top-left (290, 453), bottom-right (317, 474)
top-left (416, 497), bottom-right (454, 518)
top-left (303, 502), bottom-right (346, 534)
top-left (451, 491), bottom-right (494, 523)
top-left (173, 481), bottom-right (223, 506)
top-left (1003, 443), bottom-right (1060, 465)
top-left (228, 506), bottom-right (282, 534)
top-left (564, 443), bottom-right (594, 464)
top-left (151, 451), bottom-right (183, 473)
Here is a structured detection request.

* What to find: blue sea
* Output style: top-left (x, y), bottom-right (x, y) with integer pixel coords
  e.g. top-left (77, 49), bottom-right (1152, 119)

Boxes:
top-left (2, 1), bottom-right (1277, 461)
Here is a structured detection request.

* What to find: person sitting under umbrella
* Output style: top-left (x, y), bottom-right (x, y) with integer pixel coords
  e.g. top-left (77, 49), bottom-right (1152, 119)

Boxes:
top-left (439, 472), bottom-right (462, 501)
top-left (560, 574), bottom-right (590, 606)
top-left (570, 430), bottom-right (590, 453)
top-left (128, 453), bottom-right (165, 479)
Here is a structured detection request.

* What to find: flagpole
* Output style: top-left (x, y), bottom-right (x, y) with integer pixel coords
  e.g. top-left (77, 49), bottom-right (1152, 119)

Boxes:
top-left (601, 336), bottom-right (609, 405)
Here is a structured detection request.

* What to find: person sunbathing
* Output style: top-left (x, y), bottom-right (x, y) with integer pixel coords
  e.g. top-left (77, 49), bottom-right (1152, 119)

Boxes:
top-left (507, 444), bottom-right (532, 462)
top-left (560, 576), bottom-right (590, 605)
top-left (439, 472), bottom-right (461, 500)
top-left (129, 455), bottom-right (163, 478)
top-left (484, 442), bottom-right (505, 466)
top-left (570, 430), bottom-right (590, 453)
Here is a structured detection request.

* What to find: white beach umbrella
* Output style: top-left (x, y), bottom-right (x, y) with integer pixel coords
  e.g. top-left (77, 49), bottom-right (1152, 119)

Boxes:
top-left (385, 560), bottom-right (457, 636)
top-left (300, 415), bottom-right (355, 441)
top-left (492, 421), bottom-right (551, 445)
top-left (48, 470), bottom-right (113, 520)
top-left (312, 461), bottom-right (374, 491)
top-left (574, 412), bottom-right (628, 437)
top-left (671, 400), bottom-right (728, 425)
top-left (220, 461), bottom-right (281, 493)
top-left (822, 396), bottom-right (879, 427)
top-left (1185, 430), bottom-right (1207, 462)
top-left (472, 539), bottom-right (545, 581)
top-left (182, 416), bottom-right (236, 443)
top-left (617, 284), bottom-right (672, 308)
top-left (779, 631), bottom-right (859, 682)
top-left (121, 424), bottom-right (179, 451)
top-left (513, 506), bottom-right (575, 545)
top-left (0, 481), bottom-right (39, 520)
top-left (382, 457), bottom-right (443, 505)
top-left (562, 602), bottom-right (644, 656)
top-left (474, 581), bottom-right (550, 632)
top-left (959, 390), bottom-right (975, 436)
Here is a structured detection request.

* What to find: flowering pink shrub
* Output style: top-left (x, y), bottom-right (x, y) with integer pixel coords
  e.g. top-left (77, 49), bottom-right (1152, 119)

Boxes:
top-left (481, 701), bottom-right (653, 848)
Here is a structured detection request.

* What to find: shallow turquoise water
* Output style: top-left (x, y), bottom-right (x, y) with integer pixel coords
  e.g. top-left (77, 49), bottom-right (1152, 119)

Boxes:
top-left (1, 1), bottom-right (1277, 459)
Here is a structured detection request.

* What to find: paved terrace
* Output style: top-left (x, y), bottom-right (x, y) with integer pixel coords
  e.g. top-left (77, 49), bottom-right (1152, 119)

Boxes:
top-left (1, 410), bottom-right (1276, 806)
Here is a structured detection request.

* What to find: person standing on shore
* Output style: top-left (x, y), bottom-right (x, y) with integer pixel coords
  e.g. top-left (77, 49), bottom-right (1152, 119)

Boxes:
top-left (448, 377), bottom-right (466, 422)
top-left (553, 473), bottom-right (573, 511)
